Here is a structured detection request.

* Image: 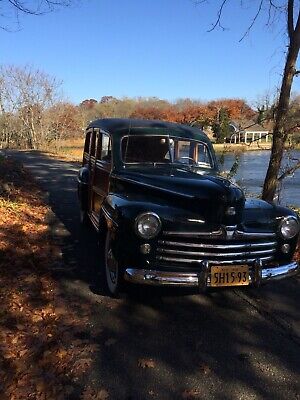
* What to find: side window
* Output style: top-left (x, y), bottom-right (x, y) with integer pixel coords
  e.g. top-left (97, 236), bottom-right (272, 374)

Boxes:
top-left (196, 143), bottom-right (212, 167)
top-left (90, 130), bottom-right (96, 157)
top-left (99, 133), bottom-right (112, 163)
top-left (89, 130), bottom-right (101, 158)
top-left (174, 140), bottom-right (193, 164)
top-left (84, 131), bottom-right (91, 153)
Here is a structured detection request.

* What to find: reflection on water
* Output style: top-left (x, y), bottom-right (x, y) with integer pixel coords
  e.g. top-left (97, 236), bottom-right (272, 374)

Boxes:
top-left (220, 150), bottom-right (300, 207)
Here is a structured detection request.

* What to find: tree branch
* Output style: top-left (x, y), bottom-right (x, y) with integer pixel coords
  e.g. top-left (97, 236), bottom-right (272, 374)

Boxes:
top-left (207, 0), bottom-right (229, 32)
top-left (239, 0), bottom-right (263, 42)
top-left (5, 0), bottom-right (71, 17)
top-left (278, 159), bottom-right (300, 181)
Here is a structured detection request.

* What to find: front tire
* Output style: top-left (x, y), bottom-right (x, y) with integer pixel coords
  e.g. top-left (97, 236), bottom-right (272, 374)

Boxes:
top-left (104, 229), bottom-right (124, 296)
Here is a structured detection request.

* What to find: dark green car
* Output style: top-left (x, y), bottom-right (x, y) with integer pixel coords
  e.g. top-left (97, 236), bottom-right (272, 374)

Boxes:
top-left (77, 118), bottom-right (299, 296)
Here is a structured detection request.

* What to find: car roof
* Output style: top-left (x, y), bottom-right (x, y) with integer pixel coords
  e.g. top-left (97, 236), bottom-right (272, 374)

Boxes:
top-left (87, 118), bottom-right (209, 142)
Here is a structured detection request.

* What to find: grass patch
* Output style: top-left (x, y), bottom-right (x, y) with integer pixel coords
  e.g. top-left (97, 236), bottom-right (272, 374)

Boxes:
top-left (52, 138), bottom-right (84, 161)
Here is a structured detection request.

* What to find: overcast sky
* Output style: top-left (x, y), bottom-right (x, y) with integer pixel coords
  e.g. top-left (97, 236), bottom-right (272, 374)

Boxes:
top-left (3, 0), bottom-right (299, 105)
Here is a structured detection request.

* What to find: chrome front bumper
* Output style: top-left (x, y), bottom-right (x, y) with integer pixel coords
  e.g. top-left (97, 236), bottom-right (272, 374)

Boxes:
top-left (124, 261), bottom-right (299, 287)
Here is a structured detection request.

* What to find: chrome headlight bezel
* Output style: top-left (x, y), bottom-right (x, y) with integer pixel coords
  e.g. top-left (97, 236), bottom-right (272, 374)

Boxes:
top-left (279, 216), bottom-right (300, 239)
top-left (135, 212), bottom-right (162, 239)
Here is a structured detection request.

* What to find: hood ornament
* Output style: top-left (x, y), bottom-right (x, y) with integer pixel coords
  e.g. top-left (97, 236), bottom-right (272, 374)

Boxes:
top-left (226, 206), bottom-right (236, 216)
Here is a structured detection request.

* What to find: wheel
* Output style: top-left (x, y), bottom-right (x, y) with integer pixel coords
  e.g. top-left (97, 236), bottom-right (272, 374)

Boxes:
top-left (104, 229), bottom-right (124, 296)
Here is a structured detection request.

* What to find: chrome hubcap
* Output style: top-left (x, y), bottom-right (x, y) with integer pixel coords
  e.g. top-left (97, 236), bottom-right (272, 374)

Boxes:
top-left (107, 247), bottom-right (118, 284)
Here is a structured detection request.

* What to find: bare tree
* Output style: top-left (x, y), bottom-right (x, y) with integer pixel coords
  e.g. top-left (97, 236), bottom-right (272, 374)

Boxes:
top-left (0, 65), bottom-right (62, 149)
top-left (262, 1), bottom-right (300, 201)
top-left (43, 102), bottom-right (82, 149)
top-left (0, 0), bottom-right (73, 29)
top-left (198, 0), bottom-right (300, 202)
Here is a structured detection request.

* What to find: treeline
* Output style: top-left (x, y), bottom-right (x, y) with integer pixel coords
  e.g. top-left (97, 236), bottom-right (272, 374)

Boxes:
top-left (0, 65), bottom-right (257, 150)
top-left (80, 96), bottom-right (256, 143)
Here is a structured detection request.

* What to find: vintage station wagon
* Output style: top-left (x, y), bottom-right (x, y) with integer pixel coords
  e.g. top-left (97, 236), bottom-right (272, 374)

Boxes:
top-left (77, 118), bottom-right (299, 295)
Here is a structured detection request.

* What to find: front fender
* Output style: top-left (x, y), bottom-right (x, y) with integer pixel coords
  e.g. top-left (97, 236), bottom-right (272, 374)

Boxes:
top-left (101, 194), bottom-right (175, 268)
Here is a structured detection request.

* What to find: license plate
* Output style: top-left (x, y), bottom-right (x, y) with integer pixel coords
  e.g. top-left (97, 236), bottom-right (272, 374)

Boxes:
top-left (210, 265), bottom-right (249, 287)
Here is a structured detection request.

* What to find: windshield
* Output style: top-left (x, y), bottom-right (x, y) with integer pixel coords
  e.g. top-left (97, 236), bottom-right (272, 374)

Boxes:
top-left (121, 135), bottom-right (213, 169)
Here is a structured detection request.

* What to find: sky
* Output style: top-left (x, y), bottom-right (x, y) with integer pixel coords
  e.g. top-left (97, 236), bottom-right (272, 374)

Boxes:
top-left (2, 0), bottom-right (299, 105)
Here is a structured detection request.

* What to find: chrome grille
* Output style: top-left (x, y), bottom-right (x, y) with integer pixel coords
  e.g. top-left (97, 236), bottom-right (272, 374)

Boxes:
top-left (156, 230), bottom-right (277, 266)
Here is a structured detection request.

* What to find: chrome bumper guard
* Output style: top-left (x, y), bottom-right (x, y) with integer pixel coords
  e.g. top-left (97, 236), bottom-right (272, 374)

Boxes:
top-left (124, 261), bottom-right (299, 287)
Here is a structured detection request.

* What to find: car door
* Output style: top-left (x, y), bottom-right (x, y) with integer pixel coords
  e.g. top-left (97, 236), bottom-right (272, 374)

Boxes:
top-left (90, 131), bottom-right (112, 229)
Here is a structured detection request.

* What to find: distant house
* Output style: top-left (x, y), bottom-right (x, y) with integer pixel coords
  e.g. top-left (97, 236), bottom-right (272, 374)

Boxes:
top-left (229, 121), bottom-right (271, 144)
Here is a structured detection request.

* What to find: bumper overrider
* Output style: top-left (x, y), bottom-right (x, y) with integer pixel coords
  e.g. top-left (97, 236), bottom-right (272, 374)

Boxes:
top-left (124, 261), bottom-right (299, 288)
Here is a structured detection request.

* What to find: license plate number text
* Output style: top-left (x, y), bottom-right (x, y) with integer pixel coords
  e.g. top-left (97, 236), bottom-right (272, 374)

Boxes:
top-left (210, 265), bottom-right (249, 287)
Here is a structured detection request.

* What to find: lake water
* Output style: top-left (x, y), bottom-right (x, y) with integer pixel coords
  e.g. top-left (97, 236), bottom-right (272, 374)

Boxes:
top-left (221, 150), bottom-right (300, 207)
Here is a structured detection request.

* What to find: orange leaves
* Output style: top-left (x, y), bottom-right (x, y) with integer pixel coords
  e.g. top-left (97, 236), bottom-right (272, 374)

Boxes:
top-left (73, 358), bottom-right (93, 374)
top-left (130, 98), bottom-right (255, 126)
top-left (182, 388), bottom-right (202, 399)
top-left (0, 158), bottom-right (103, 399)
top-left (198, 363), bottom-right (212, 375)
top-left (138, 358), bottom-right (156, 369)
top-left (81, 387), bottom-right (109, 400)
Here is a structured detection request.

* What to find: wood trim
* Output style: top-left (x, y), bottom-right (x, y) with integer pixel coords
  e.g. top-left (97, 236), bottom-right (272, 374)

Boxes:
top-left (92, 186), bottom-right (106, 197)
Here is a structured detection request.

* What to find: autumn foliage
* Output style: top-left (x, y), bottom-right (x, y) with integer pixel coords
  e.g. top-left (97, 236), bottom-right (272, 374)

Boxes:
top-left (0, 157), bottom-right (107, 399)
top-left (0, 65), bottom-right (256, 151)
top-left (131, 99), bottom-right (255, 126)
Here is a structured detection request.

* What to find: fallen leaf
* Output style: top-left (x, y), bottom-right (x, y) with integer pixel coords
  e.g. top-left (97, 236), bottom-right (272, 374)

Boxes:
top-left (32, 314), bottom-right (43, 322)
top-left (97, 389), bottom-right (109, 400)
top-left (182, 388), bottom-right (202, 399)
top-left (138, 358), bottom-right (155, 368)
top-left (199, 363), bottom-right (211, 375)
top-left (24, 275), bottom-right (37, 284)
top-left (18, 349), bottom-right (28, 357)
top-left (73, 358), bottom-right (93, 374)
top-left (57, 349), bottom-right (67, 359)
top-left (81, 387), bottom-right (109, 400)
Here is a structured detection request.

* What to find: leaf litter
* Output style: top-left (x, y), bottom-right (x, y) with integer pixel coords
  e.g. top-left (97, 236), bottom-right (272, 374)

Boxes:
top-left (0, 157), bottom-right (108, 399)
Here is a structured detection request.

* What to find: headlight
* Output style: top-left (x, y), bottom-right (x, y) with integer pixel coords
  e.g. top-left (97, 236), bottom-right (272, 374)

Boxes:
top-left (279, 216), bottom-right (300, 239)
top-left (135, 212), bottom-right (162, 239)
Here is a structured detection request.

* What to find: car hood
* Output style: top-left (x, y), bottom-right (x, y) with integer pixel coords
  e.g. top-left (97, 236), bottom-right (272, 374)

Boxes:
top-left (117, 165), bottom-right (244, 202)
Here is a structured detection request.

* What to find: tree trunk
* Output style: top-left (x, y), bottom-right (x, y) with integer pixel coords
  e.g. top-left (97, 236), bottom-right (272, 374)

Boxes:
top-left (262, 5), bottom-right (300, 202)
